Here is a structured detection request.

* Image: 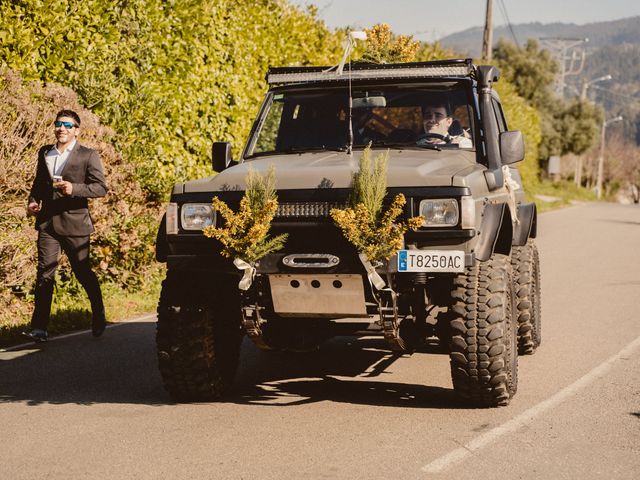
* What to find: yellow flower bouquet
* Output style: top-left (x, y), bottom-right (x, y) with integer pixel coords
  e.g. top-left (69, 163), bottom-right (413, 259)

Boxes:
top-left (330, 147), bottom-right (423, 287)
top-left (204, 166), bottom-right (287, 289)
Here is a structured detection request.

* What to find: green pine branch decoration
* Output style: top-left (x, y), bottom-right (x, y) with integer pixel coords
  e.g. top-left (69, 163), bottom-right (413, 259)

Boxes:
top-left (330, 147), bottom-right (424, 262)
top-left (204, 165), bottom-right (287, 264)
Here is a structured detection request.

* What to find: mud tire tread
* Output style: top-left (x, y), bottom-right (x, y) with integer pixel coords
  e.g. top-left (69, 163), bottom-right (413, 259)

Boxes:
top-left (511, 240), bottom-right (542, 355)
top-left (448, 254), bottom-right (518, 407)
top-left (156, 272), bottom-right (242, 402)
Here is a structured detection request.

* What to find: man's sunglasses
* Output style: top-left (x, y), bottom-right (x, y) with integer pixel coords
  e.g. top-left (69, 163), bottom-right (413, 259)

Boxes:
top-left (54, 120), bottom-right (79, 129)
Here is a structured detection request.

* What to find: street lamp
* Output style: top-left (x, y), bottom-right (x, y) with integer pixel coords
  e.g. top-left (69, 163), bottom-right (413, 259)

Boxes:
top-left (580, 74), bottom-right (612, 100)
top-left (595, 115), bottom-right (623, 199)
top-left (575, 74), bottom-right (613, 186)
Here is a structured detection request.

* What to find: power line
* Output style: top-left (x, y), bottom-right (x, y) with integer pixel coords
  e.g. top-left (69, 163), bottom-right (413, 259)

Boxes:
top-left (589, 84), bottom-right (640, 105)
top-left (497, 0), bottom-right (519, 47)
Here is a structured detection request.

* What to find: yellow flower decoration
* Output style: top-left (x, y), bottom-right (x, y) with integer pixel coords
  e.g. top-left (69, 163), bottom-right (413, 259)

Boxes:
top-left (203, 166), bottom-right (287, 263)
top-left (330, 147), bottom-right (423, 262)
top-left (361, 23), bottom-right (420, 64)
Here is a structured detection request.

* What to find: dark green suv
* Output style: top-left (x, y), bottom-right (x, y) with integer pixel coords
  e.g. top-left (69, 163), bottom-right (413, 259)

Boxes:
top-left (155, 59), bottom-right (541, 407)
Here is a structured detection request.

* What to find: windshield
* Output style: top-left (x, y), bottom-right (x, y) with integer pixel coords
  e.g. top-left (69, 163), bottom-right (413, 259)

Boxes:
top-left (246, 86), bottom-right (475, 157)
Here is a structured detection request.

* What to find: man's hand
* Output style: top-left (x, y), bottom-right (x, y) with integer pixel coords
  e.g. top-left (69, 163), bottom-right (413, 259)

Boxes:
top-left (27, 202), bottom-right (40, 216)
top-left (54, 180), bottom-right (73, 196)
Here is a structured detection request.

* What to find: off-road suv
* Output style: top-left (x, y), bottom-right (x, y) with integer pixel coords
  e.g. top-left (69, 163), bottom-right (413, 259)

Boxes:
top-left (155, 59), bottom-right (541, 407)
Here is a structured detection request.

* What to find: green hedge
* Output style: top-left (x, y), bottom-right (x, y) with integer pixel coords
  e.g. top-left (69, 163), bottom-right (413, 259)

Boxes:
top-left (1, 0), bottom-right (342, 200)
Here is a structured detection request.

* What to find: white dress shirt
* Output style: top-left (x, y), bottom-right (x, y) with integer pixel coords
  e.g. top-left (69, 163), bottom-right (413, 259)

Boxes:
top-left (45, 140), bottom-right (77, 178)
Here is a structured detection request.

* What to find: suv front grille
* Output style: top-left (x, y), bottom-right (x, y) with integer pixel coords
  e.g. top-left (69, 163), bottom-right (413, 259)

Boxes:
top-left (276, 201), bottom-right (344, 218)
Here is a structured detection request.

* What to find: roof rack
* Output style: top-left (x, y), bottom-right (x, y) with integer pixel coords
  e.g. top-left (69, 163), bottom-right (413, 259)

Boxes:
top-left (266, 59), bottom-right (475, 85)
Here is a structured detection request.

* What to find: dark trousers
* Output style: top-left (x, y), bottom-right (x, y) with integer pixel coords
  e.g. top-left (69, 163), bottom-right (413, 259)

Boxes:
top-left (31, 226), bottom-right (104, 331)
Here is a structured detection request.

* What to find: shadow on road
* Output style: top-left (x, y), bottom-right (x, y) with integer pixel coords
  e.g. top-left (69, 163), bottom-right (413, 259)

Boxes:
top-left (0, 321), bottom-right (167, 406)
top-left (229, 336), bottom-right (464, 409)
top-left (0, 321), bottom-right (462, 409)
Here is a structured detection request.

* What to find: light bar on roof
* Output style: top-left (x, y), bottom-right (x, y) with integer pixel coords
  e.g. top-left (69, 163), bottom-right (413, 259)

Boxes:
top-left (267, 64), bottom-right (472, 85)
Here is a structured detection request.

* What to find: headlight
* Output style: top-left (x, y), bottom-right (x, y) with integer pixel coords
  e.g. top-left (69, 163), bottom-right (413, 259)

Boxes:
top-left (181, 203), bottom-right (215, 230)
top-left (419, 199), bottom-right (459, 227)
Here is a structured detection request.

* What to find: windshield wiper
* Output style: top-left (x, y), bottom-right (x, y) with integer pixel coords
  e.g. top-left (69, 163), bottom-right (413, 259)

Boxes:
top-left (368, 141), bottom-right (442, 151)
top-left (413, 143), bottom-right (442, 151)
top-left (281, 145), bottom-right (348, 154)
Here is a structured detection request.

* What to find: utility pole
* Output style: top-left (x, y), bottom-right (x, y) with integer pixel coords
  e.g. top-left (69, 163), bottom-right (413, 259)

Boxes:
top-left (482, 0), bottom-right (493, 61)
top-left (576, 74), bottom-right (612, 187)
top-left (596, 116), bottom-right (623, 199)
top-left (540, 37), bottom-right (588, 98)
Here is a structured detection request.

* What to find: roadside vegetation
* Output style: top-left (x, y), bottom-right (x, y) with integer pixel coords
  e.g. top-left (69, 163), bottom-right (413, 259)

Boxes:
top-left (0, 2), bottom-right (627, 345)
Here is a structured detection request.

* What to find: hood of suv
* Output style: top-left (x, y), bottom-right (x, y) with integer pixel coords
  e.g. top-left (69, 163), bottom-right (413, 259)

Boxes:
top-left (181, 149), bottom-right (477, 193)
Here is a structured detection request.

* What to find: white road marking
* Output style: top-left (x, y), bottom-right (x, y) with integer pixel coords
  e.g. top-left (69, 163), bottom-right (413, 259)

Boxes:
top-left (0, 313), bottom-right (157, 352)
top-left (421, 335), bottom-right (640, 474)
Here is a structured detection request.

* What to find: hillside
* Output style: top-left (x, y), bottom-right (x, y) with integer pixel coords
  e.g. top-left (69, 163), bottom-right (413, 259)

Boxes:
top-left (440, 16), bottom-right (640, 57)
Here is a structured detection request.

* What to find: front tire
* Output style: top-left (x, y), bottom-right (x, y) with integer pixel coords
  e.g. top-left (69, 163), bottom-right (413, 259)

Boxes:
top-left (448, 254), bottom-right (518, 407)
top-left (156, 272), bottom-right (243, 402)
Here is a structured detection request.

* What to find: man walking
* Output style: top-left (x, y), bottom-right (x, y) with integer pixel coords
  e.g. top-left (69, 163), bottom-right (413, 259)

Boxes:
top-left (24, 110), bottom-right (108, 342)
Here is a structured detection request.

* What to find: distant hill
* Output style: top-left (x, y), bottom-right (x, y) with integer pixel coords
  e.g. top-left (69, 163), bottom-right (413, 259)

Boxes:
top-left (440, 16), bottom-right (640, 144)
top-left (440, 16), bottom-right (640, 57)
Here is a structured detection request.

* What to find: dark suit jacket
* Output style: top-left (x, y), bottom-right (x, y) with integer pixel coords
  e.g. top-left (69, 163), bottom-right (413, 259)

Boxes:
top-left (28, 143), bottom-right (108, 236)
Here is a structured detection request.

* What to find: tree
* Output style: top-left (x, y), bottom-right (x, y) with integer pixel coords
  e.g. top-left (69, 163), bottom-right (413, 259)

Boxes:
top-left (493, 38), bottom-right (602, 159)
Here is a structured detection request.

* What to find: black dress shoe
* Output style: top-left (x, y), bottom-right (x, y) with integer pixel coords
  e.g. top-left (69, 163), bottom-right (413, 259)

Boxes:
top-left (22, 329), bottom-right (48, 343)
top-left (92, 311), bottom-right (107, 337)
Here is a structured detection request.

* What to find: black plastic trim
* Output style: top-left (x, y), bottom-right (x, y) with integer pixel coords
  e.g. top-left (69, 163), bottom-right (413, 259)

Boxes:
top-left (513, 202), bottom-right (537, 245)
top-left (475, 203), bottom-right (512, 261)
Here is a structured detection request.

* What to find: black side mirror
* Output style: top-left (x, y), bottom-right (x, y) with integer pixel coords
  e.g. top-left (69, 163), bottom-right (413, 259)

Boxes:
top-left (212, 142), bottom-right (233, 172)
top-left (499, 130), bottom-right (525, 165)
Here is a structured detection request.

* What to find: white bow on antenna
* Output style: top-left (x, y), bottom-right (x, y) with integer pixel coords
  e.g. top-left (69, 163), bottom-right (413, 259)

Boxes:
top-left (337, 31), bottom-right (367, 75)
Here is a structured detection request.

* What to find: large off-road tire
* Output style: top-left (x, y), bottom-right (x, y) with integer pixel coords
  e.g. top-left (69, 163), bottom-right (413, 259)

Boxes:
top-left (448, 254), bottom-right (518, 407)
top-left (156, 272), bottom-right (243, 402)
top-left (511, 239), bottom-right (542, 355)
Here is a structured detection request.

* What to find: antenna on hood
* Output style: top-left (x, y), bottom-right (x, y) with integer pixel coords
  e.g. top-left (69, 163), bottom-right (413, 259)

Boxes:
top-left (337, 31), bottom-right (367, 155)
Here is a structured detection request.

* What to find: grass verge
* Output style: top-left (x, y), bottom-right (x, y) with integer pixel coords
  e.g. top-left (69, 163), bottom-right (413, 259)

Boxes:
top-left (528, 179), bottom-right (598, 213)
top-left (0, 266), bottom-right (164, 348)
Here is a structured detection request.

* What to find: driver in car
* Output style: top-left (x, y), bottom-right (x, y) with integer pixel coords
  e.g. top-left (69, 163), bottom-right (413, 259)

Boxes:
top-left (418, 101), bottom-right (472, 148)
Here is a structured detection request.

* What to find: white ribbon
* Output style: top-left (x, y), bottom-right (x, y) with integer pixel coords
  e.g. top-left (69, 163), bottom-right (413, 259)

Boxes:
top-left (234, 258), bottom-right (256, 291)
top-left (358, 253), bottom-right (386, 290)
top-left (502, 165), bottom-right (521, 225)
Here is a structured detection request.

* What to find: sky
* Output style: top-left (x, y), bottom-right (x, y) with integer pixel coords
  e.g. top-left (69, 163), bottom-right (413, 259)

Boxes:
top-left (289, 0), bottom-right (640, 42)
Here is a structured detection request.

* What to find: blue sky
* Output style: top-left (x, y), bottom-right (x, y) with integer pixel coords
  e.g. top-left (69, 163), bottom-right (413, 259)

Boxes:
top-left (289, 0), bottom-right (640, 41)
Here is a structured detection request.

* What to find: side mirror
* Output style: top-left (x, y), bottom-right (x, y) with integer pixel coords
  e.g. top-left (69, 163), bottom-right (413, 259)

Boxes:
top-left (212, 142), bottom-right (233, 172)
top-left (499, 130), bottom-right (525, 165)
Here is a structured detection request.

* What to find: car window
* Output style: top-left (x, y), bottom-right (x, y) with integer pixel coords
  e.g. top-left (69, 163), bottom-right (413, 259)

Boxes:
top-left (247, 87), bottom-right (475, 157)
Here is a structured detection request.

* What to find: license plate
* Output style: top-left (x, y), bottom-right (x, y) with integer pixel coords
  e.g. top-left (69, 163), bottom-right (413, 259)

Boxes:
top-left (397, 250), bottom-right (465, 273)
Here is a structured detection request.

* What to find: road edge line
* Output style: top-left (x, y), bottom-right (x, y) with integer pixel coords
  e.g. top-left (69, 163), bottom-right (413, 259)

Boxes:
top-left (421, 334), bottom-right (640, 474)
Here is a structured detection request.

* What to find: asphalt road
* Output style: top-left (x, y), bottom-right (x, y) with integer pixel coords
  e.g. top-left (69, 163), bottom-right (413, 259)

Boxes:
top-left (1, 202), bottom-right (639, 480)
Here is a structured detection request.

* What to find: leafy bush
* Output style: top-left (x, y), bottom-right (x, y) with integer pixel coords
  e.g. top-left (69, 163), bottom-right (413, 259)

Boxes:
top-left (0, 0), bottom-right (342, 200)
top-left (0, 69), bottom-right (162, 326)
